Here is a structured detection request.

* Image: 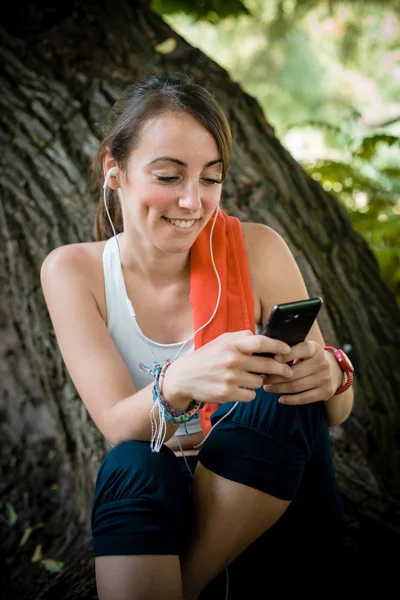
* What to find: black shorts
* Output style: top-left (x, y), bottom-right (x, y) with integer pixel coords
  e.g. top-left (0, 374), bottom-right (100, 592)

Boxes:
top-left (91, 388), bottom-right (344, 562)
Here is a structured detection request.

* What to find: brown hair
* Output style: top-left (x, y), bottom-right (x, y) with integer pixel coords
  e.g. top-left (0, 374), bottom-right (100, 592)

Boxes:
top-left (90, 74), bottom-right (232, 241)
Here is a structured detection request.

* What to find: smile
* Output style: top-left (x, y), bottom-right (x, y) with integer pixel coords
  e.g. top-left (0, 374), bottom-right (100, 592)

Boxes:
top-left (163, 217), bottom-right (197, 229)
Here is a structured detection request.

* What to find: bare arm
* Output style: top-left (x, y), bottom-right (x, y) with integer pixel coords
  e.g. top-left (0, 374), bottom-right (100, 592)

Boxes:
top-left (243, 222), bottom-right (354, 427)
top-left (40, 245), bottom-right (185, 447)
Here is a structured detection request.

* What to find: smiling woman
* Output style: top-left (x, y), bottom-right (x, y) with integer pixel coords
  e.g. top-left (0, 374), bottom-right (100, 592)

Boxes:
top-left (91, 76), bottom-right (231, 244)
top-left (40, 74), bottom-right (354, 599)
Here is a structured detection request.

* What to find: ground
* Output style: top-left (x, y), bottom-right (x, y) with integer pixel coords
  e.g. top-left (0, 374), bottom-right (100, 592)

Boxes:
top-left (0, 434), bottom-right (83, 600)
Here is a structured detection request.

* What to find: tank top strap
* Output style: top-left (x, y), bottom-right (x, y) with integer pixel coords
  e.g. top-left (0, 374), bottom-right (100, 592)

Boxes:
top-left (102, 234), bottom-right (135, 323)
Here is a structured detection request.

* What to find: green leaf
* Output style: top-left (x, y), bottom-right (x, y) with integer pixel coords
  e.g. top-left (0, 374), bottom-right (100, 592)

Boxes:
top-left (41, 558), bottom-right (64, 573)
top-left (19, 526), bottom-right (33, 548)
top-left (6, 503), bottom-right (17, 525)
top-left (18, 522), bottom-right (46, 549)
top-left (31, 544), bottom-right (43, 563)
top-left (382, 168), bottom-right (400, 179)
top-left (354, 135), bottom-right (400, 160)
top-left (155, 38), bottom-right (177, 54)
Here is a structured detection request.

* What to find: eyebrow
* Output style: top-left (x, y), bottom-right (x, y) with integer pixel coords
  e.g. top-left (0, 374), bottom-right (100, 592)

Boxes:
top-left (148, 156), bottom-right (222, 168)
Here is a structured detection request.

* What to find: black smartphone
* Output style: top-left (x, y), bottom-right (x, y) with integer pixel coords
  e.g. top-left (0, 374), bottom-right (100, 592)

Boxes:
top-left (255, 297), bottom-right (323, 359)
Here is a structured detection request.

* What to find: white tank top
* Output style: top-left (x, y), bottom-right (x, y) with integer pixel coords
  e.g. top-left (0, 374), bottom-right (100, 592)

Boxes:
top-left (102, 234), bottom-right (202, 437)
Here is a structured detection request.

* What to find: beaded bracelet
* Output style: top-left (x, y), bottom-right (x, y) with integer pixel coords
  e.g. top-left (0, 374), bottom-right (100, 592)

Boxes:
top-left (139, 360), bottom-right (204, 451)
top-left (153, 360), bottom-right (204, 423)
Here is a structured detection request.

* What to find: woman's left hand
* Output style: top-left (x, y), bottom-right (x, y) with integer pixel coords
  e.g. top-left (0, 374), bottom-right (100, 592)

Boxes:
top-left (263, 340), bottom-right (342, 405)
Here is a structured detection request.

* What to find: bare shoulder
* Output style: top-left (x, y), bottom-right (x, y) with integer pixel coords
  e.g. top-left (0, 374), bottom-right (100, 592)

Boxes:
top-left (40, 240), bottom-right (105, 283)
top-left (241, 221), bottom-right (288, 256)
top-left (240, 221), bottom-right (310, 324)
top-left (40, 240), bottom-right (108, 322)
top-left (40, 242), bottom-right (105, 289)
top-left (240, 222), bottom-right (294, 325)
top-left (240, 221), bottom-right (293, 279)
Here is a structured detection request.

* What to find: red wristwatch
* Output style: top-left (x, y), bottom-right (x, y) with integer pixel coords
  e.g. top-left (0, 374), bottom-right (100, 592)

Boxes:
top-left (324, 346), bottom-right (354, 395)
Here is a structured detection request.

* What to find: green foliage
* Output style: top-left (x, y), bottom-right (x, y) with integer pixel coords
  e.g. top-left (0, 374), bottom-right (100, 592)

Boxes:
top-left (355, 135), bottom-right (399, 160)
top-left (152, 0), bottom-right (249, 22)
top-left (302, 128), bottom-right (400, 302)
top-left (153, 0), bottom-right (400, 22)
top-left (160, 1), bottom-right (400, 303)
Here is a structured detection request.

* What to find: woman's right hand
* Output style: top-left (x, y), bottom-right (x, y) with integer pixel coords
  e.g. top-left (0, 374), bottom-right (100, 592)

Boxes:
top-left (162, 330), bottom-right (294, 409)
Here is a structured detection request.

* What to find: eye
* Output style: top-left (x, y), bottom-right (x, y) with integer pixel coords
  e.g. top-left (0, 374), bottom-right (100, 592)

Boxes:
top-left (202, 178), bottom-right (222, 185)
top-left (156, 176), bottom-right (179, 183)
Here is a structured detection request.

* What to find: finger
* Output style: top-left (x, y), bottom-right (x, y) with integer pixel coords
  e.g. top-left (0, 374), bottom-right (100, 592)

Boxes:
top-left (236, 335), bottom-right (291, 358)
top-left (249, 356), bottom-right (294, 378)
top-left (233, 387), bottom-right (258, 403)
top-left (264, 374), bottom-right (315, 395)
top-left (278, 389), bottom-right (322, 405)
top-left (241, 372), bottom-right (265, 390)
top-left (215, 379), bottom-right (259, 404)
top-left (263, 374), bottom-right (292, 386)
top-left (262, 360), bottom-right (312, 385)
top-left (274, 340), bottom-right (316, 364)
top-left (214, 329), bottom-right (254, 347)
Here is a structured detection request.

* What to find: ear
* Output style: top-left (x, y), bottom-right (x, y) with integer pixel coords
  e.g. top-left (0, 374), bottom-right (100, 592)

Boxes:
top-left (102, 149), bottom-right (120, 190)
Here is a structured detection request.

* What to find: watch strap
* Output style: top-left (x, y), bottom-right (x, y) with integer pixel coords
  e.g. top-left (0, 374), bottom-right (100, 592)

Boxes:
top-left (324, 346), bottom-right (354, 395)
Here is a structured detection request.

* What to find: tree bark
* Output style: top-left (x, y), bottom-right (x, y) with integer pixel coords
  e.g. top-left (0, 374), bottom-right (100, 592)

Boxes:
top-left (0, 1), bottom-right (399, 598)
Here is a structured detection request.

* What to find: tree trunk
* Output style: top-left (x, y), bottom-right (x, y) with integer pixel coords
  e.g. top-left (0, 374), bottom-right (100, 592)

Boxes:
top-left (0, 1), bottom-right (399, 598)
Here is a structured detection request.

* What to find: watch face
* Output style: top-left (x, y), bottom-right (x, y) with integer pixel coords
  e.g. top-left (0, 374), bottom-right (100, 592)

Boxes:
top-left (338, 350), bottom-right (354, 372)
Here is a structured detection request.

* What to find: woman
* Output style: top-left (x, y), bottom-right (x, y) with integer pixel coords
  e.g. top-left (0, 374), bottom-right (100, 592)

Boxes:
top-left (40, 75), bottom-right (354, 600)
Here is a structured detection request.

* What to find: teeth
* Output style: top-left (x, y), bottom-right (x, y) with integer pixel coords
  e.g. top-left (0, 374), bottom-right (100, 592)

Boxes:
top-left (167, 218), bottom-right (195, 229)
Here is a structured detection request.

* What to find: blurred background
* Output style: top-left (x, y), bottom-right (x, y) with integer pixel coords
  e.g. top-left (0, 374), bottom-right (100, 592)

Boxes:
top-left (1, 1), bottom-right (399, 598)
top-left (153, 0), bottom-right (400, 304)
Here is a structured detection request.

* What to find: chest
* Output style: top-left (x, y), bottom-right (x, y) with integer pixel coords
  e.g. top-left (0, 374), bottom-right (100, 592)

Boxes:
top-left (125, 279), bottom-right (262, 344)
top-left (93, 245), bottom-right (262, 343)
top-left (127, 283), bottom-right (194, 344)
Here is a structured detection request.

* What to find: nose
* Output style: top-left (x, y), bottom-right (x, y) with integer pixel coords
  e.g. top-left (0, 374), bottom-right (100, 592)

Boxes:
top-left (178, 182), bottom-right (201, 213)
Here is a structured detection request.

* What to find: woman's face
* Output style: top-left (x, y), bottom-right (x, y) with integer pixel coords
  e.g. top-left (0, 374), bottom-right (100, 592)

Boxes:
top-left (119, 111), bottom-right (223, 254)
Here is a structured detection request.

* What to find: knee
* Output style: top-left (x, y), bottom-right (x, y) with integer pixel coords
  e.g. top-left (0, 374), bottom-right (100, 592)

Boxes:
top-left (94, 440), bottom-right (182, 504)
top-left (91, 441), bottom-right (190, 557)
top-left (104, 439), bottom-right (167, 472)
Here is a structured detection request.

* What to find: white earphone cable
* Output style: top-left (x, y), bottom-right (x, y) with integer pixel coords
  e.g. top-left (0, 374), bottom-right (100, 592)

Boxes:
top-left (103, 168), bottom-right (232, 598)
top-left (103, 170), bottom-right (222, 360)
top-left (103, 168), bottom-right (239, 441)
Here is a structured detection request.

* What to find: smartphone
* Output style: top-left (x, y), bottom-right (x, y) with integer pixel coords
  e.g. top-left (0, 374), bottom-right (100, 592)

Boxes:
top-left (255, 297), bottom-right (323, 359)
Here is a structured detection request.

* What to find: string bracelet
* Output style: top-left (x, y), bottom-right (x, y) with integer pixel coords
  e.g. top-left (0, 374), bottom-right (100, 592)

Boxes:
top-left (139, 360), bottom-right (204, 452)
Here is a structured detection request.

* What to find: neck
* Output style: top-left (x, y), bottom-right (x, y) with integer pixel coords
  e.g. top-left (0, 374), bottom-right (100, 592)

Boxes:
top-left (117, 231), bottom-right (190, 287)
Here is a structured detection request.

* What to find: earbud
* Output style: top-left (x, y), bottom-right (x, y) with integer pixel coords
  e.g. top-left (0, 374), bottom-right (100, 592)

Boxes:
top-left (103, 166), bottom-right (120, 242)
top-left (103, 166), bottom-right (119, 189)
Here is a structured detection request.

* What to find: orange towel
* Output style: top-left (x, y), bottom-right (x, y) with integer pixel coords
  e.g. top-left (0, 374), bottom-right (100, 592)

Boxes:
top-left (190, 208), bottom-right (255, 435)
